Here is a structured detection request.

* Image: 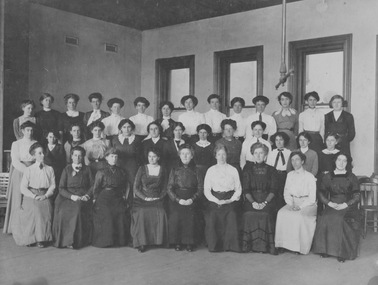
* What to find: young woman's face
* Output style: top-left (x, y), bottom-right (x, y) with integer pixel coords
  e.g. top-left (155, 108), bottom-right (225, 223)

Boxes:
top-left (173, 126), bottom-right (183, 140)
top-left (148, 151), bottom-right (159, 165)
top-left (255, 101), bottom-right (266, 113)
top-left (121, 123), bottom-right (133, 137)
top-left (215, 148), bottom-right (227, 164)
top-left (111, 103), bottom-right (122, 115)
top-left (198, 129), bottom-right (208, 141)
top-left (136, 102), bottom-right (146, 113)
top-left (180, 148), bottom-right (193, 165)
top-left (71, 150), bottom-right (83, 165)
top-left (22, 127), bottom-right (34, 139)
top-left (299, 136), bottom-right (310, 148)
top-left (291, 154), bottom-right (304, 170)
top-left (223, 124), bottom-right (235, 138)
top-left (232, 102), bottom-right (243, 114)
top-left (326, 135), bottom-right (337, 150)
top-left (275, 136), bottom-right (285, 149)
top-left (91, 98), bottom-right (101, 110)
top-left (307, 96), bottom-right (317, 109)
top-left (70, 126), bottom-right (81, 140)
top-left (41, 97), bottom-right (52, 109)
top-left (252, 125), bottom-right (264, 138)
top-left (335, 155), bottom-right (348, 171)
top-left (149, 124), bottom-right (160, 138)
top-left (33, 147), bottom-right (44, 163)
top-left (66, 98), bottom-right (77, 111)
top-left (161, 105), bottom-right (172, 117)
top-left (184, 99), bottom-right (194, 111)
top-left (280, 96), bottom-right (291, 108)
top-left (253, 147), bottom-right (266, 163)
top-left (332, 98), bottom-right (343, 111)
top-left (91, 126), bottom-right (102, 139)
top-left (22, 104), bottom-right (34, 116)
top-left (106, 153), bottom-right (118, 166)
top-left (46, 132), bottom-right (57, 145)
top-left (209, 98), bottom-right (220, 110)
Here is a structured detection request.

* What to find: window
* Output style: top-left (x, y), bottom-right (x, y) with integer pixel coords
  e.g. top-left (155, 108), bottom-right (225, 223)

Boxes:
top-left (289, 34), bottom-right (352, 112)
top-left (215, 46), bottom-right (263, 114)
top-left (156, 55), bottom-right (194, 113)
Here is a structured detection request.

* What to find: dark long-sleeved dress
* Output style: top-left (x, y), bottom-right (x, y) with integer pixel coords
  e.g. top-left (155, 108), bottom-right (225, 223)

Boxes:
top-left (44, 144), bottom-right (66, 197)
top-left (192, 142), bottom-right (216, 182)
top-left (35, 109), bottom-right (61, 139)
top-left (92, 164), bottom-right (129, 248)
top-left (141, 138), bottom-right (167, 166)
top-left (167, 162), bottom-right (202, 245)
top-left (59, 112), bottom-right (85, 143)
top-left (242, 162), bottom-right (278, 254)
top-left (156, 117), bottom-right (176, 140)
top-left (324, 110), bottom-right (355, 156)
top-left (313, 172), bottom-right (360, 260)
top-left (215, 137), bottom-right (242, 173)
top-left (165, 139), bottom-right (185, 173)
top-left (131, 165), bottom-right (168, 248)
top-left (53, 165), bottom-right (93, 249)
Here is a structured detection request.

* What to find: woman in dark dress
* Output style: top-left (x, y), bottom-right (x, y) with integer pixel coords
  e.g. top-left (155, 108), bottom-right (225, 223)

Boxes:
top-left (35, 93), bottom-right (61, 143)
top-left (318, 133), bottom-right (341, 176)
top-left (165, 122), bottom-right (186, 173)
top-left (193, 124), bottom-right (216, 182)
top-left (167, 144), bottom-right (202, 252)
top-left (141, 121), bottom-right (167, 167)
top-left (215, 119), bottom-right (242, 173)
top-left (59, 93), bottom-right (85, 143)
top-left (313, 153), bottom-right (360, 262)
top-left (204, 144), bottom-right (242, 252)
top-left (131, 147), bottom-right (169, 253)
top-left (63, 123), bottom-right (85, 164)
top-left (43, 130), bottom-right (66, 200)
top-left (53, 146), bottom-right (93, 249)
top-left (92, 148), bottom-right (129, 248)
top-left (324, 95), bottom-right (355, 156)
top-left (156, 101), bottom-right (176, 140)
top-left (242, 142), bottom-right (278, 254)
top-left (111, 119), bottom-right (142, 201)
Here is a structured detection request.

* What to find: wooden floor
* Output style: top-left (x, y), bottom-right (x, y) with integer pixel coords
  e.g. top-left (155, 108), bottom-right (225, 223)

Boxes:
top-left (1, 233), bottom-right (378, 285)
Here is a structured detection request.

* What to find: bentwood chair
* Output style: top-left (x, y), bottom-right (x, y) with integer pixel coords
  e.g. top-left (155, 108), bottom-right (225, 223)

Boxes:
top-left (360, 182), bottom-right (378, 238)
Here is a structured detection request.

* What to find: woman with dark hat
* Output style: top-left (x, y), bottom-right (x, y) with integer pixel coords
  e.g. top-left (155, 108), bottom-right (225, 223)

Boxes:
top-left (92, 148), bottom-right (130, 248)
top-left (324, 95), bottom-right (355, 156)
top-left (215, 119), bottom-right (242, 173)
top-left (83, 92), bottom-right (110, 138)
top-left (229, 97), bottom-right (247, 142)
top-left (101, 98), bottom-right (125, 140)
top-left (3, 121), bottom-right (37, 234)
top-left (12, 142), bottom-right (56, 247)
top-left (298, 91), bottom-right (325, 154)
top-left (13, 100), bottom-right (37, 141)
top-left (266, 132), bottom-right (291, 211)
top-left (204, 94), bottom-right (227, 143)
top-left (129, 97), bottom-right (154, 139)
top-left (156, 101), bottom-right (176, 140)
top-left (53, 146), bottom-right (93, 249)
top-left (178, 95), bottom-right (205, 145)
top-left (273, 92), bottom-right (299, 150)
top-left (59, 93), bottom-right (85, 143)
top-left (35, 93), bottom-right (61, 142)
top-left (167, 144), bottom-right (202, 252)
top-left (245, 95), bottom-right (277, 141)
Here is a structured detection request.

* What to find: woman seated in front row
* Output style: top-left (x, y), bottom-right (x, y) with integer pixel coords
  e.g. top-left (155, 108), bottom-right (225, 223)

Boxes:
top-left (12, 143), bottom-right (55, 248)
top-left (242, 142), bottom-right (278, 254)
top-left (313, 152), bottom-right (360, 263)
top-left (53, 146), bottom-right (93, 249)
top-left (131, 147), bottom-right (169, 253)
top-left (204, 144), bottom-right (242, 252)
top-left (275, 151), bottom-right (317, 255)
top-left (167, 144), bottom-right (202, 252)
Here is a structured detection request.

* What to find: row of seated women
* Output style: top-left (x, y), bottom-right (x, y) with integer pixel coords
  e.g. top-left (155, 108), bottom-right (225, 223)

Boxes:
top-left (4, 119), bottom-right (360, 264)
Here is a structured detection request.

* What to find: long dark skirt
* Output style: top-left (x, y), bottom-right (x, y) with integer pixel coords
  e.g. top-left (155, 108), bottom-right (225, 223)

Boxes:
top-left (242, 203), bottom-right (276, 254)
top-left (312, 206), bottom-right (360, 260)
top-left (92, 190), bottom-right (128, 248)
top-left (276, 171), bottom-right (287, 212)
top-left (131, 199), bottom-right (168, 248)
top-left (169, 201), bottom-right (197, 245)
top-left (205, 202), bottom-right (241, 252)
top-left (53, 195), bottom-right (92, 249)
top-left (12, 196), bottom-right (53, 246)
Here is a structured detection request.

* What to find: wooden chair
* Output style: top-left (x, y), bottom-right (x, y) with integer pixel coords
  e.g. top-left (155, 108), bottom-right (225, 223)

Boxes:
top-left (360, 182), bottom-right (378, 238)
top-left (0, 173), bottom-right (10, 227)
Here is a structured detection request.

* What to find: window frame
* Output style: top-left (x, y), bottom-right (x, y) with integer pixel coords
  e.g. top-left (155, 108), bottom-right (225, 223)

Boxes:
top-left (155, 55), bottom-right (195, 114)
top-left (214, 46), bottom-right (263, 115)
top-left (288, 34), bottom-right (352, 111)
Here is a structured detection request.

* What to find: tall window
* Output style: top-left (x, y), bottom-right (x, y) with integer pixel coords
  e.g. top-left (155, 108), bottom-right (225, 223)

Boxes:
top-left (156, 55), bottom-right (194, 113)
top-left (215, 46), bottom-right (263, 114)
top-left (289, 34), bottom-right (352, 112)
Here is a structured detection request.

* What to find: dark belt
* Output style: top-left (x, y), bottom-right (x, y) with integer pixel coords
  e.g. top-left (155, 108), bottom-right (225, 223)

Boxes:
top-left (28, 187), bottom-right (48, 195)
top-left (304, 130), bottom-right (320, 134)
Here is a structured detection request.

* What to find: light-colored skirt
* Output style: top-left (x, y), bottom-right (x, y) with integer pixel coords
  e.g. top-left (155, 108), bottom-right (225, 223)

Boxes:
top-left (275, 203), bottom-right (317, 254)
top-left (3, 166), bottom-right (22, 234)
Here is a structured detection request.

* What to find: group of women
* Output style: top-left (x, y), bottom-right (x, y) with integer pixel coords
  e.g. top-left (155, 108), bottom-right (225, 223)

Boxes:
top-left (3, 90), bottom-right (360, 263)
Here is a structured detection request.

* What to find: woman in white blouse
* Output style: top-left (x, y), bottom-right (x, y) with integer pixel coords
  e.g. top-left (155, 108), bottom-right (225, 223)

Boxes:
top-left (12, 143), bottom-right (56, 247)
top-left (275, 151), bottom-right (317, 255)
top-left (204, 144), bottom-right (242, 252)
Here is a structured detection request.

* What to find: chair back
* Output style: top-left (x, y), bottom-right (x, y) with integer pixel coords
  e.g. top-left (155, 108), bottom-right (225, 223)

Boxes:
top-left (360, 182), bottom-right (378, 208)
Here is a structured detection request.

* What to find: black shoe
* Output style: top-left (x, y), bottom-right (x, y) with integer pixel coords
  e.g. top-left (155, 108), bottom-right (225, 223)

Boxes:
top-left (276, 248), bottom-right (286, 254)
top-left (36, 242), bottom-right (45, 248)
top-left (138, 246), bottom-right (146, 253)
top-left (337, 257), bottom-right (345, 263)
top-left (320, 254), bottom-right (329, 258)
top-left (186, 245), bottom-right (193, 252)
top-left (175, 245), bottom-right (182, 251)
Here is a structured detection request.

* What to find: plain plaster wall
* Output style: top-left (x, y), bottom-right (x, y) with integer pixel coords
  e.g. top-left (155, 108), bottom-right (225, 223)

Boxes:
top-left (140, 0), bottom-right (378, 175)
top-left (28, 4), bottom-right (142, 118)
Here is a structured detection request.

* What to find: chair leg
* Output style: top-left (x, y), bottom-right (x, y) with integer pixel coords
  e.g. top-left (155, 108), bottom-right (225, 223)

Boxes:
top-left (364, 210), bottom-right (368, 239)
